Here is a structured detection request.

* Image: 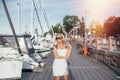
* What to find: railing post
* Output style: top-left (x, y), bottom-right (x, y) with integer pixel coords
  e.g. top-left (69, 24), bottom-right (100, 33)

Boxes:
top-left (89, 38), bottom-right (92, 47)
top-left (109, 36), bottom-right (114, 51)
top-left (96, 37), bottom-right (100, 50)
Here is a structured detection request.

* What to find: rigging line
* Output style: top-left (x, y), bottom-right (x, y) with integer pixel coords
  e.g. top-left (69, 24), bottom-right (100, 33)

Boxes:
top-left (38, 0), bottom-right (54, 36)
top-left (2, 0), bottom-right (22, 54)
top-left (33, 0), bottom-right (44, 35)
top-left (38, 0), bottom-right (49, 29)
top-left (44, 9), bottom-right (55, 36)
top-left (37, 0), bottom-right (49, 30)
top-left (21, 1), bottom-right (29, 29)
top-left (44, 9), bottom-right (51, 29)
top-left (34, 0), bottom-right (45, 30)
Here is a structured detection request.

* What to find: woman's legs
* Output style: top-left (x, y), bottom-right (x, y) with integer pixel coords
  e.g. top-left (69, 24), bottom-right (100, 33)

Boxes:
top-left (55, 76), bottom-right (60, 80)
top-left (64, 75), bottom-right (69, 80)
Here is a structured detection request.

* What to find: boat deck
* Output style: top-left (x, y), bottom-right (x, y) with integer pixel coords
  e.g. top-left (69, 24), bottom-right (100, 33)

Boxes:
top-left (22, 44), bottom-right (119, 80)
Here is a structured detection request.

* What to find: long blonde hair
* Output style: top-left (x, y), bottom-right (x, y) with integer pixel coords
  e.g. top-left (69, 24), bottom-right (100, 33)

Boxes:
top-left (56, 33), bottom-right (66, 45)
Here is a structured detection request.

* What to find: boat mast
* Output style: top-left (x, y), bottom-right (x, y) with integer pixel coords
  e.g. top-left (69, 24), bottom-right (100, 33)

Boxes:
top-left (31, 0), bottom-right (34, 35)
top-left (2, 0), bottom-right (22, 54)
top-left (33, 0), bottom-right (44, 35)
top-left (17, 0), bottom-right (20, 34)
top-left (39, 0), bottom-right (55, 37)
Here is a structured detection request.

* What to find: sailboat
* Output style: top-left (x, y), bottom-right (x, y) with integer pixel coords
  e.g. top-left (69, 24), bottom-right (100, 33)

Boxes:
top-left (0, 45), bottom-right (23, 79)
top-left (0, 0), bottom-right (43, 79)
top-left (0, 0), bottom-right (23, 79)
top-left (0, 38), bottom-right (23, 79)
top-left (29, 0), bottom-right (55, 57)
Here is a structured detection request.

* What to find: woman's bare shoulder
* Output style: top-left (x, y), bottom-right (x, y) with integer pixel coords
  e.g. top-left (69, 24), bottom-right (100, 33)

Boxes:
top-left (66, 44), bottom-right (72, 49)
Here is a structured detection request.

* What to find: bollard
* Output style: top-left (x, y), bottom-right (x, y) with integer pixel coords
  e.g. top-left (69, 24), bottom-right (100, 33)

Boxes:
top-left (83, 46), bottom-right (87, 56)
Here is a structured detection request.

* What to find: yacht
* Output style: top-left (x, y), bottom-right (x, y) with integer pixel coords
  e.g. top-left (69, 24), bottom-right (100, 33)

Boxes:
top-left (0, 40), bottom-right (23, 79)
top-left (0, 35), bottom-right (42, 70)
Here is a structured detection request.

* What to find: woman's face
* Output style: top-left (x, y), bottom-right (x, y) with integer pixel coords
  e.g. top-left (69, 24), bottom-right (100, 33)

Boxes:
top-left (56, 35), bottom-right (63, 43)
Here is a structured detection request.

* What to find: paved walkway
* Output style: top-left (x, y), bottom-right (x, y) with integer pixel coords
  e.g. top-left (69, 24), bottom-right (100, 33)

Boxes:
top-left (22, 43), bottom-right (119, 80)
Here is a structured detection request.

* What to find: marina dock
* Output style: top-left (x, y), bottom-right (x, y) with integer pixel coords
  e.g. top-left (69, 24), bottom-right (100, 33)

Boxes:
top-left (1, 0), bottom-right (120, 80)
top-left (22, 43), bottom-right (119, 80)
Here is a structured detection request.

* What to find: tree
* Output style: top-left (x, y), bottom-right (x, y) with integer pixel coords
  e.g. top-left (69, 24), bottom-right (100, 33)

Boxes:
top-left (63, 15), bottom-right (72, 33)
top-left (89, 20), bottom-right (103, 37)
top-left (113, 17), bottom-right (120, 35)
top-left (52, 23), bottom-right (62, 33)
top-left (80, 16), bottom-right (85, 37)
top-left (104, 16), bottom-right (120, 36)
top-left (63, 15), bottom-right (81, 33)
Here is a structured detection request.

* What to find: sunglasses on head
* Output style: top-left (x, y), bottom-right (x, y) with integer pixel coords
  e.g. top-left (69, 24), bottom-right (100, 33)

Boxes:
top-left (56, 37), bottom-right (62, 40)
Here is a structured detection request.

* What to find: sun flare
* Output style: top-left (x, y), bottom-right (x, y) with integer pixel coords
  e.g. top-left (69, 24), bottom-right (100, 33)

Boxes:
top-left (85, 0), bottom-right (120, 24)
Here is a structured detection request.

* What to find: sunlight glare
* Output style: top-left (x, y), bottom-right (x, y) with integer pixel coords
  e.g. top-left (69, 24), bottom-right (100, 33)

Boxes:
top-left (85, 0), bottom-right (120, 24)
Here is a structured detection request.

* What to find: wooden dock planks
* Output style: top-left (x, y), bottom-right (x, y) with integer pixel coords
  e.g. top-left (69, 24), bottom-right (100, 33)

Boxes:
top-left (22, 44), bottom-right (119, 80)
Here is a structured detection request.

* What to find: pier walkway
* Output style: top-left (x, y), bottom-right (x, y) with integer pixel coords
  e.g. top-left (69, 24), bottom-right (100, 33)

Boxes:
top-left (22, 43), bottom-right (119, 80)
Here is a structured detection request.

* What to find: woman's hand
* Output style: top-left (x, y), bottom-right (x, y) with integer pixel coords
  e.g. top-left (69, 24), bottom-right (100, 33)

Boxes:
top-left (66, 44), bottom-right (72, 59)
top-left (53, 46), bottom-right (67, 59)
top-left (66, 44), bottom-right (72, 50)
top-left (66, 56), bottom-right (69, 60)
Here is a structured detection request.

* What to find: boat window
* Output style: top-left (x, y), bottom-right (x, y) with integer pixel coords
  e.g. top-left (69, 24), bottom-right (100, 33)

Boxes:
top-left (0, 37), bottom-right (12, 47)
top-left (18, 38), bottom-right (27, 53)
top-left (25, 37), bottom-right (33, 49)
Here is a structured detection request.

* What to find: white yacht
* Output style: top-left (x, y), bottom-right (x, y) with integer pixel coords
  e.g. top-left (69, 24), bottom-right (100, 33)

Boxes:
top-left (33, 37), bottom-right (54, 58)
top-left (0, 1), bottom-right (43, 79)
top-left (0, 58), bottom-right (22, 79)
top-left (0, 41), bottom-right (41, 79)
top-left (3, 35), bottom-right (42, 69)
top-left (0, 44), bottom-right (23, 79)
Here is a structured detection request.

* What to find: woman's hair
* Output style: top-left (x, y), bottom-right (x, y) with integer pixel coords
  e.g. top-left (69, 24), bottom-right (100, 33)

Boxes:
top-left (56, 33), bottom-right (66, 45)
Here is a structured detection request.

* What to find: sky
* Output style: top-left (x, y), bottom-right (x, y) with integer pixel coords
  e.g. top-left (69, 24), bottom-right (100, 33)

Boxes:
top-left (0, 0), bottom-right (120, 35)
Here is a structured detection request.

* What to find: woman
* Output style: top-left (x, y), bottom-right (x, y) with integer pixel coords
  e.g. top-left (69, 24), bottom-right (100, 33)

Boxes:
top-left (53, 33), bottom-right (72, 80)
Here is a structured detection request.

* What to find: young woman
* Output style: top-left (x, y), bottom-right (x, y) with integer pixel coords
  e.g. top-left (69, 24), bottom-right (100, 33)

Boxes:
top-left (53, 33), bottom-right (72, 80)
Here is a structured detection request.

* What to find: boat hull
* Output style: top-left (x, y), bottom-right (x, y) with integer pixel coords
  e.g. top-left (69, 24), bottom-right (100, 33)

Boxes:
top-left (0, 60), bottom-right (22, 79)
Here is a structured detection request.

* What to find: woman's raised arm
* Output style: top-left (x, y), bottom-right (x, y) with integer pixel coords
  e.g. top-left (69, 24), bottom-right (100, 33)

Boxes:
top-left (53, 46), bottom-right (67, 59)
top-left (66, 44), bottom-right (72, 59)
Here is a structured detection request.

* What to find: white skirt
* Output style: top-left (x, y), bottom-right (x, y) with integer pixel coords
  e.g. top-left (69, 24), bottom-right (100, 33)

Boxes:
top-left (53, 58), bottom-right (68, 76)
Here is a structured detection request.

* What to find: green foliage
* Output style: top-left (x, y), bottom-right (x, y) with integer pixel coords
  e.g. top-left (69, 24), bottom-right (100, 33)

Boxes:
top-left (52, 23), bottom-right (62, 33)
top-left (63, 15), bottom-right (73, 33)
top-left (63, 15), bottom-right (81, 33)
top-left (48, 15), bottom-right (86, 37)
top-left (63, 21), bottom-right (72, 33)
top-left (78, 47), bottom-right (83, 54)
